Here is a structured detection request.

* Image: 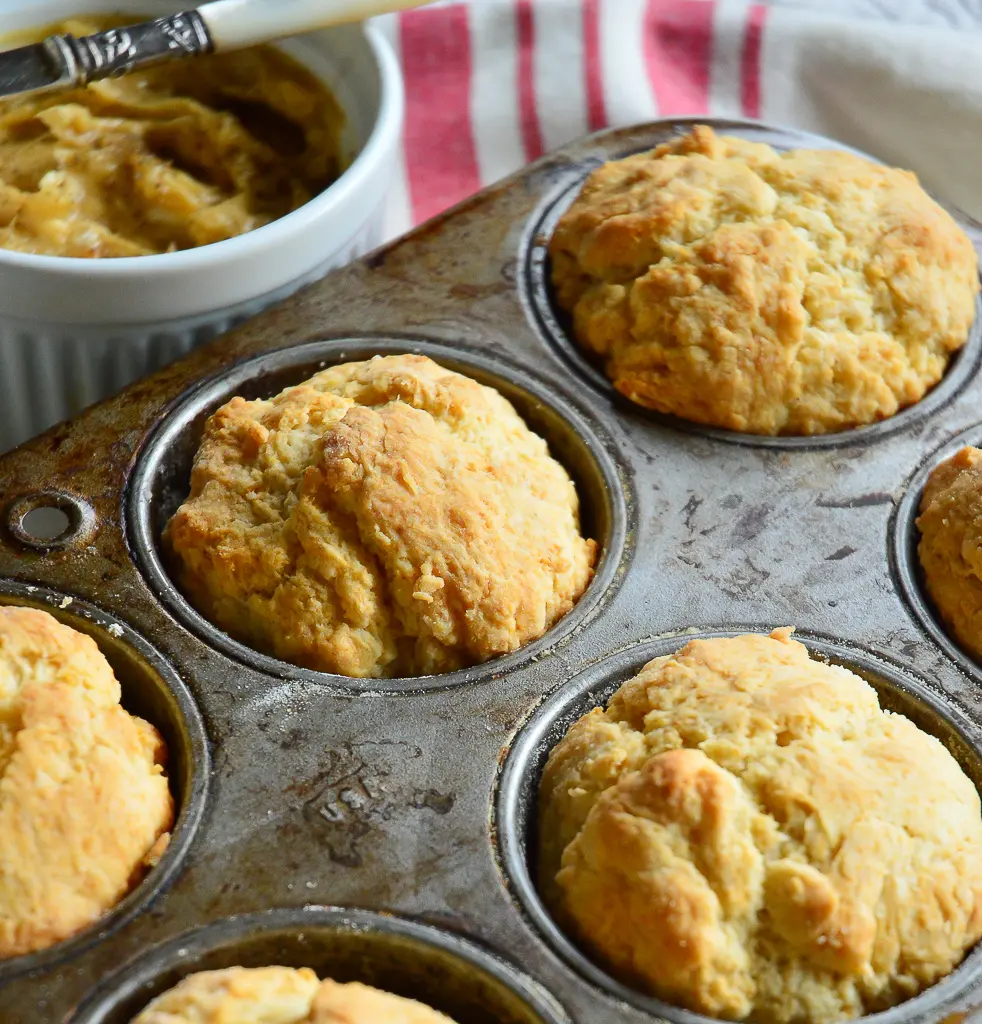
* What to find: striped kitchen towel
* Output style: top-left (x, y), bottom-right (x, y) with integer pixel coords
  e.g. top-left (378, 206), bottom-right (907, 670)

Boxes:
top-left (373, 0), bottom-right (982, 239)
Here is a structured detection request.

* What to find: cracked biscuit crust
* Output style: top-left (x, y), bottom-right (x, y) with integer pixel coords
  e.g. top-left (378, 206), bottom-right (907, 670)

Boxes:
top-left (164, 354), bottom-right (596, 678)
top-left (131, 967), bottom-right (320, 1024)
top-left (0, 607), bottom-right (173, 958)
top-left (550, 126), bottom-right (979, 435)
top-left (130, 967), bottom-right (457, 1023)
top-left (918, 445), bottom-right (982, 661)
top-left (538, 630), bottom-right (982, 1022)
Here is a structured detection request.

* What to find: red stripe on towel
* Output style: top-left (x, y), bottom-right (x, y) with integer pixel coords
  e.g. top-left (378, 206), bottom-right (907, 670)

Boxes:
top-left (643, 0), bottom-right (715, 115)
top-left (400, 4), bottom-right (482, 223)
top-left (516, 0), bottom-right (547, 160)
top-left (741, 3), bottom-right (767, 117)
top-left (583, 0), bottom-right (607, 131)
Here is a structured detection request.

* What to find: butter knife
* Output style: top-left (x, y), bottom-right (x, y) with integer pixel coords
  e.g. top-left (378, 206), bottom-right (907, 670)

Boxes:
top-left (0, 0), bottom-right (432, 100)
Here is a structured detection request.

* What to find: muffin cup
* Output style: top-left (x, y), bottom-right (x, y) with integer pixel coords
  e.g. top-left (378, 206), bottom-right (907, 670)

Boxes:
top-left (0, 0), bottom-right (404, 452)
top-left (520, 116), bottom-right (982, 451)
top-left (126, 338), bottom-right (632, 694)
top-left (0, 580), bottom-right (209, 983)
top-left (69, 907), bottom-right (571, 1024)
top-left (495, 630), bottom-right (982, 1023)
top-left (891, 423), bottom-right (982, 682)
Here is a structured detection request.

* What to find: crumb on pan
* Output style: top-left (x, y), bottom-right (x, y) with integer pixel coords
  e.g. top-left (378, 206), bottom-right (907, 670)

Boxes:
top-left (0, 606), bottom-right (173, 958)
top-left (164, 354), bottom-right (597, 678)
top-left (538, 629), bottom-right (982, 1022)
top-left (549, 125), bottom-right (979, 436)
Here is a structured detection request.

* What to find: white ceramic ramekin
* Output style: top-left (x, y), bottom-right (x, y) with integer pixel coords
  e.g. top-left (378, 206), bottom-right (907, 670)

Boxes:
top-left (0, 1), bottom-right (404, 451)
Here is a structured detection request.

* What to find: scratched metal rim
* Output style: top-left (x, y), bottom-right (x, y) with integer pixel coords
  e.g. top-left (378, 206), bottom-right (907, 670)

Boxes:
top-left (495, 627), bottom-right (982, 1024)
top-left (891, 422), bottom-right (982, 684)
top-left (68, 906), bottom-right (573, 1023)
top-left (0, 580), bottom-right (210, 983)
top-left (126, 336), bottom-right (633, 695)
top-left (519, 115), bottom-right (982, 451)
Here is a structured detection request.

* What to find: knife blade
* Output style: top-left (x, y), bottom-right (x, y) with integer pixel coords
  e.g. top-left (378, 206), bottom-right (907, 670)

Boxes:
top-left (0, 39), bottom-right (75, 100)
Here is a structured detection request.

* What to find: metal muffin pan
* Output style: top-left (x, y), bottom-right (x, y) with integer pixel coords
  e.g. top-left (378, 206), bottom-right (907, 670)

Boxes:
top-left (1, 115), bottom-right (982, 1023)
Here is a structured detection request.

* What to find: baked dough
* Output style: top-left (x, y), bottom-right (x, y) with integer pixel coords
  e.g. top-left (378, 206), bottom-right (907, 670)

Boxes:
top-left (918, 445), bottom-right (982, 660)
top-left (130, 967), bottom-right (320, 1024)
top-left (0, 606), bottom-right (173, 958)
top-left (130, 967), bottom-right (456, 1023)
top-left (550, 125), bottom-right (979, 435)
top-left (310, 979), bottom-right (456, 1023)
top-left (165, 354), bottom-right (596, 678)
top-left (538, 629), bottom-right (982, 1022)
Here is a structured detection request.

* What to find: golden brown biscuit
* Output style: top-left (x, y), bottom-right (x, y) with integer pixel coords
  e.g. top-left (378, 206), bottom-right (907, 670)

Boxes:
top-left (310, 979), bottom-right (456, 1023)
top-left (165, 354), bottom-right (596, 678)
top-left (917, 446), bottom-right (982, 660)
top-left (130, 967), bottom-right (320, 1023)
top-left (550, 125), bottom-right (979, 435)
top-left (538, 629), bottom-right (982, 1022)
top-left (0, 607), bottom-right (173, 958)
top-left (129, 967), bottom-right (457, 1024)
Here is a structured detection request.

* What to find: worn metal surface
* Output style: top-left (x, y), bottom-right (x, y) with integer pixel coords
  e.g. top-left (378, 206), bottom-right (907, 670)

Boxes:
top-left (2, 115), bottom-right (982, 1024)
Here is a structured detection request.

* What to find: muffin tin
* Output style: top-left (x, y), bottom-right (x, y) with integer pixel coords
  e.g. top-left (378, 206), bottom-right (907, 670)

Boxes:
top-left (3, 115), bottom-right (982, 1024)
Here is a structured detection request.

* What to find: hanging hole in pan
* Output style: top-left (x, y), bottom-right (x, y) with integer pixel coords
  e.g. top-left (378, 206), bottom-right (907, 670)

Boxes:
top-left (495, 628), bottom-right (982, 1024)
top-left (4, 490), bottom-right (95, 550)
top-left (127, 337), bottom-right (633, 695)
top-left (891, 423), bottom-right (982, 683)
top-left (68, 907), bottom-right (571, 1024)
top-left (518, 116), bottom-right (982, 451)
top-left (0, 581), bottom-right (210, 983)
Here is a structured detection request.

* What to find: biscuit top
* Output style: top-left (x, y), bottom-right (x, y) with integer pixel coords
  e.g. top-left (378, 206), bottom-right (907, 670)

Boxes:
top-left (0, 606), bottom-right (173, 958)
top-left (130, 967), bottom-right (457, 1023)
top-left (550, 125), bottom-right (979, 435)
top-left (310, 980), bottom-right (457, 1023)
top-left (165, 354), bottom-right (596, 678)
top-left (539, 630), bottom-right (982, 1023)
top-left (917, 445), bottom-right (982, 660)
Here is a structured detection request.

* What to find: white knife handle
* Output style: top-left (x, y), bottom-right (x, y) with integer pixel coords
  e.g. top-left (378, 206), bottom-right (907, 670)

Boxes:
top-left (200, 0), bottom-right (431, 52)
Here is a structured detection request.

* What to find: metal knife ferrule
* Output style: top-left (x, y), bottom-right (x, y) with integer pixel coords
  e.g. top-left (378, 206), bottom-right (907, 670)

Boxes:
top-left (40, 10), bottom-right (214, 90)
